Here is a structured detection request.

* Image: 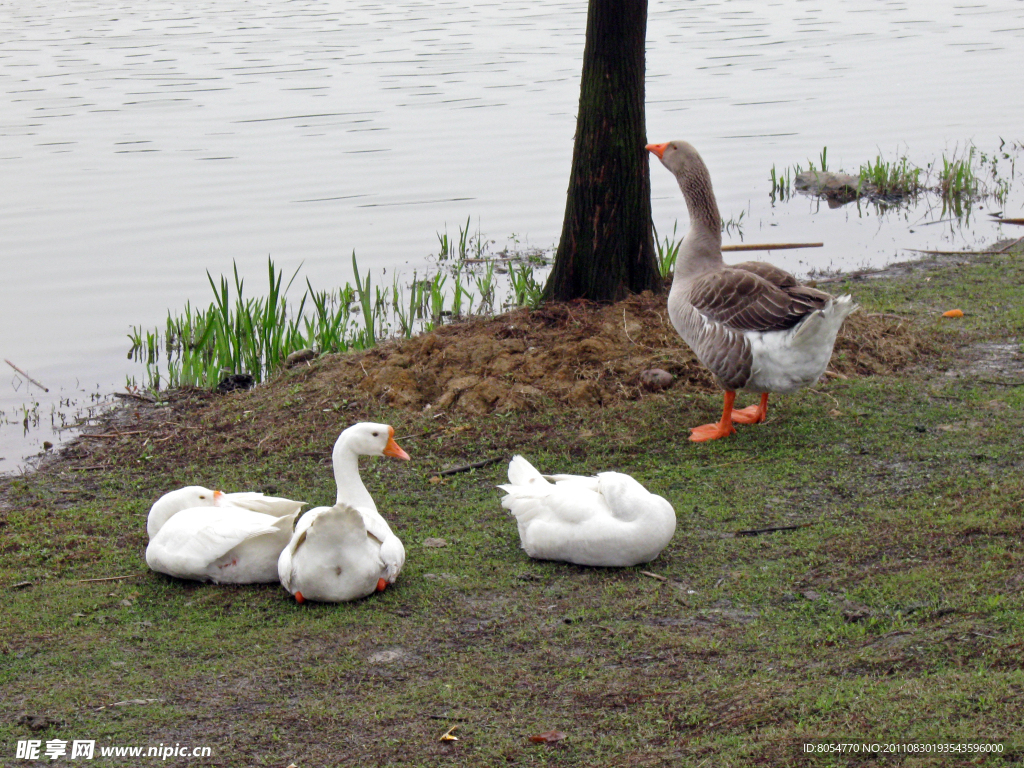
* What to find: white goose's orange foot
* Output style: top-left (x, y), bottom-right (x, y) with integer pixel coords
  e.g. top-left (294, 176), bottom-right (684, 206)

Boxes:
top-left (689, 421), bottom-right (737, 442)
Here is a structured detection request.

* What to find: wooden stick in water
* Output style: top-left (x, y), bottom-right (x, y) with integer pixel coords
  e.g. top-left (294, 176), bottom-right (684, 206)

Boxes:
top-left (721, 242), bottom-right (823, 252)
top-left (4, 359), bottom-right (49, 392)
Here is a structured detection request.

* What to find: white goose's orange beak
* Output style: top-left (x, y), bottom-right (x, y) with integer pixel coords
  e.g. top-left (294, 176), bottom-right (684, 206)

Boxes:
top-left (382, 426), bottom-right (410, 461)
top-left (646, 142), bottom-right (669, 159)
top-left (213, 490), bottom-right (226, 504)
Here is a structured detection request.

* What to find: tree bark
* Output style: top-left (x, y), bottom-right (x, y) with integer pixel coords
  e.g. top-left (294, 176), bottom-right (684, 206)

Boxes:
top-left (543, 0), bottom-right (660, 303)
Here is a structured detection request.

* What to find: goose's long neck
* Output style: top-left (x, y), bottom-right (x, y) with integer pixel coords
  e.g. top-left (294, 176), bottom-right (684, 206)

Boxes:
top-left (332, 441), bottom-right (376, 511)
top-left (674, 160), bottom-right (724, 284)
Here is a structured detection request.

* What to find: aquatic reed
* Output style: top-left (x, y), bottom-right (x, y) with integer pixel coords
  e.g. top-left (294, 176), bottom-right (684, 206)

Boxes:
top-left (771, 141), bottom-right (1019, 215)
top-left (128, 229), bottom-right (552, 391)
top-left (859, 154), bottom-right (922, 197)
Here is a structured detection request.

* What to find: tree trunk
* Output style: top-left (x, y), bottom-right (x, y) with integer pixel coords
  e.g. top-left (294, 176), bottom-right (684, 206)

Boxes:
top-left (543, 0), bottom-right (660, 303)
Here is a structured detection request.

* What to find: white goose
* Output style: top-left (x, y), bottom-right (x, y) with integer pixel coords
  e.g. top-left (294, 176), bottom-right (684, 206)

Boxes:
top-left (498, 455), bottom-right (676, 567)
top-left (146, 486), bottom-right (305, 540)
top-left (145, 486), bottom-right (305, 584)
top-left (278, 422), bottom-right (410, 603)
top-left (647, 140), bottom-right (858, 441)
top-left (278, 502), bottom-right (389, 603)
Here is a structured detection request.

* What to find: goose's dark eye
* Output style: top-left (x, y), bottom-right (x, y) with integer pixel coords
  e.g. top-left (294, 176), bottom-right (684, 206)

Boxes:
top-left (372, 431), bottom-right (379, 437)
top-left (199, 495), bottom-right (207, 500)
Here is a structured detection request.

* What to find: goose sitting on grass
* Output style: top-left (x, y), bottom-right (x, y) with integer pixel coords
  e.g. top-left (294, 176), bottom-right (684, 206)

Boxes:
top-left (647, 140), bottom-right (858, 441)
top-left (278, 502), bottom-right (392, 603)
top-left (278, 422), bottom-right (410, 603)
top-left (145, 487), bottom-right (306, 584)
top-left (146, 505), bottom-right (299, 584)
top-left (146, 486), bottom-right (305, 540)
top-left (498, 455), bottom-right (676, 567)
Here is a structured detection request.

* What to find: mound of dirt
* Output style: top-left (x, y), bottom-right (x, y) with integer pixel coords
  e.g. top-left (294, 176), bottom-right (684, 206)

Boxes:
top-left (263, 290), bottom-right (928, 417)
top-left (45, 289), bottom-right (932, 473)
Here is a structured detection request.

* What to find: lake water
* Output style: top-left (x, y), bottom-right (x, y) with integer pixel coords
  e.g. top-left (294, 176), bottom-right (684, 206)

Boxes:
top-left (2, 0), bottom-right (1023, 470)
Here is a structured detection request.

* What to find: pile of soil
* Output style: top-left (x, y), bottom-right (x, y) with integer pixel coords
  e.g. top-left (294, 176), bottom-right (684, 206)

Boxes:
top-left (48, 288), bottom-right (931, 472)
top-left (241, 289), bottom-right (926, 417)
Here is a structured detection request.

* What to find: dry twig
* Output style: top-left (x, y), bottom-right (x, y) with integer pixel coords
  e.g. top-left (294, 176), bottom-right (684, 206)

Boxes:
top-left (4, 359), bottom-right (49, 392)
top-left (437, 457), bottom-right (503, 476)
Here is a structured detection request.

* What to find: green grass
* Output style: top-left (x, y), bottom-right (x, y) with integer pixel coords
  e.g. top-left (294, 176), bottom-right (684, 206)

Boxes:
top-left (4, 245), bottom-right (1024, 766)
top-left (128, 225), bottom-right (552, 392)
top-left (771, 141), bottom-right (1021, 213)
top-left (859, 154), bottom-right (923, 197)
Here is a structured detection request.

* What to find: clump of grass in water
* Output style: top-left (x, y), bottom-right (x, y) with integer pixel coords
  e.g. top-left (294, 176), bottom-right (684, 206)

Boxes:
top-left (769, 164), bottom-right (793, 202)
top-left (770, 141), bottom-right (1020, 216)
top-left (128, 226), bottom-right (551, 391)
top-left (936, 144), bottom-right (979, 202)
top-left (859, 154), bottom-right (922, 197)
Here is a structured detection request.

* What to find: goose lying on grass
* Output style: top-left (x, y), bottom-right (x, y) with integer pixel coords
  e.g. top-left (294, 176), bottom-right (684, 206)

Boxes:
top-left (145, 487), bottom-right (305, 584)
top-left (498, 455), bottom-right (676, 567)
top-left (647, 140), bottom-right (858, 441)
top-left (146, 486), bottom-right (305, 540)
top-left (279, 422), bottom-right (410, 603)
top-left (146, 505), bottom-right (299, 584)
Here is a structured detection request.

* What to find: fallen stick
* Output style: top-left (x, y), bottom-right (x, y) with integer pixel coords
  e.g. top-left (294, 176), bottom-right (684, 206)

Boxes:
top-left (395, 429), bottom-right (436, 442)
top-left (992, 217), bottom-right (1024, 225)
top-left (722, 242), bottom-right (822, 252)
top-left (4, 359), bottom-right (49, 392)
top-left (640, 570), bottom-right (668, 582)
top-left (437, 457), bottom-right (503, 476)
top-left (113, 392), bottom-right (157, 403)
top-left (735, 522), bottom-right (815, 537)
top-left (996, 235), bottom-right (1024, 253)
top-left (72, 574), bottom-right (144, 584)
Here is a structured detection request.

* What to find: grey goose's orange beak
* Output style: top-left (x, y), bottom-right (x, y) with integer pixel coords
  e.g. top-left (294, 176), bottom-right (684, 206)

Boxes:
top-left (646, 142), bottom-right (669, 159)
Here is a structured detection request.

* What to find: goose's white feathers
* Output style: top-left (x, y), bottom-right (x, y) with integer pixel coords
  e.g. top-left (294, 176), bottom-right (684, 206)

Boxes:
top-left (328, 422), bottom-right (409, 585)
top-left (499, 456), bottom-right (676, 567)
top-left (147, 485), bottom-right (305, 539)
top-left (278, 502), bottom-right (389, 603)
top-left (146, 506), bottom-right (298, 584)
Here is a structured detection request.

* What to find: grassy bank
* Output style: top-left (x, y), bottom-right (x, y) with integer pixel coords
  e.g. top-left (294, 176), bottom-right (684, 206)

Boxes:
top-left (2, 242), bottom-right (1023, 766)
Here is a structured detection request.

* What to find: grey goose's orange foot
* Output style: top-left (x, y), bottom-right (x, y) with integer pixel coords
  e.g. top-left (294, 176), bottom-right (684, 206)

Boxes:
top-left (689, 391), bottom-right (769, 441)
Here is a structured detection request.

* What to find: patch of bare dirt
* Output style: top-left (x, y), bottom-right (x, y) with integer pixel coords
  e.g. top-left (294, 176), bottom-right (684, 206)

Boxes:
top-left (42, 290), bottom-right (931, 473)
top-left (265, 291), bottom-right (929, 416)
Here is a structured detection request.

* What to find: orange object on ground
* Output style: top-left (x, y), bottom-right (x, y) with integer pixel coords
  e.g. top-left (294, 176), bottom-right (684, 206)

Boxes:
top-left (690, 391), bottom-right (771, 441)
top-left (942, 309), bottom-right (964, 318)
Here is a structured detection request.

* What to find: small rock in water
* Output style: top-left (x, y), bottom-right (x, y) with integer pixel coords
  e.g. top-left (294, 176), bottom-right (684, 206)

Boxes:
top-left (639, 368), bottom-right (673, 391)
top-left (794, 171), bottom-right (871, 206)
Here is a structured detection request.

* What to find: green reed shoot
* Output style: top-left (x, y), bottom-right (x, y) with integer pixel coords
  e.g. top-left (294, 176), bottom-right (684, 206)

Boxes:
top-left (859, 154), bottom-right (922, 197)
top-left (653, 220), bottom-right (682, 278)
top-left (130, 229), bottom-right (553, 392)
top-left (938, 145), bottom-right (979, 202)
